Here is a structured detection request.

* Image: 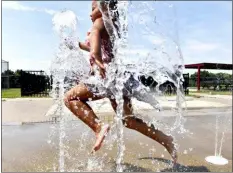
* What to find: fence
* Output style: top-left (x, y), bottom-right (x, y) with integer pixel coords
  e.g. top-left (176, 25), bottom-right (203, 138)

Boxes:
top-left (20, 70), bottom-right (52, 97)
top-left (3, 70), bottom-right (190, 97)
top-left (1, 75), bottom-right (20, 89)
top-left (189, 77), bottom-right (232, 91)
top-left (183, 73), bottom-right (189, 95)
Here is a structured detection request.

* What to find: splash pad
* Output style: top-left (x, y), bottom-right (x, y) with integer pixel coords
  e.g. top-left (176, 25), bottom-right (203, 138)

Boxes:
top-left (49, 1), bottom-right (188, 172)
top-left (205, 111), bottom-right (231, 166)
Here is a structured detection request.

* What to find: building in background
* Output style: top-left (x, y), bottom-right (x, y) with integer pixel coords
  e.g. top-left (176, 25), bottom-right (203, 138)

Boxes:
top-left (2, 60), bottom-right (9, 73)
top-left (2, 60), bottom-right (10, 88)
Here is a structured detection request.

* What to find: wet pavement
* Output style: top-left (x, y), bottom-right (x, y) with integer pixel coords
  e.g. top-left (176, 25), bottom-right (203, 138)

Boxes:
top-left (2, 108), bottom-right (232, 172)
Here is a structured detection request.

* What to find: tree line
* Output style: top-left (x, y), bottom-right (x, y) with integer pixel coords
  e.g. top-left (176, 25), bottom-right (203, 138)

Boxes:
top-left (2, 69), bottom-right (232, 90)
top-left (189, 70), bottom-right (232, 89)
top-left (1, 69), bottom-right (50, 89)
top-left (1, 70), bottom-right (21, 88)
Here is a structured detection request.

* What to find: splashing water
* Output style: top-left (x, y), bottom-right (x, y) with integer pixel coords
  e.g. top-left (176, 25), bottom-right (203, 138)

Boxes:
top-left (110, 2), bottom-right (128, 171)
top-left (215, 112), bottom-right (232, 157)
top-left (50, 10), bottom-right (89, 172)
top-left (205, 109), bottom-right (231, 165)
top-left (49, 1), bottom-right (187, 172)
top-left (52, 10), bottom-right (77, 37)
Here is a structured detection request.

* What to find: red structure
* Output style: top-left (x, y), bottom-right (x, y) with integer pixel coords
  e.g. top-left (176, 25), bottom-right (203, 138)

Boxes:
top-left (185, 62), bottom-right (233, 91)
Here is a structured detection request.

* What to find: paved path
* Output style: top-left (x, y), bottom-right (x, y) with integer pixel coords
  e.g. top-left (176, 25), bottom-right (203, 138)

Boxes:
top-left (189, 93), bottom-right (232, 100)
top-left (2, 96), bottom-right (232, 124)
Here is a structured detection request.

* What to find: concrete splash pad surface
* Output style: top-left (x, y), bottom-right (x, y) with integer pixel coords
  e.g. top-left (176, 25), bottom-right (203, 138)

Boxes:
top-left (2, 113), bottom-right (232, 172)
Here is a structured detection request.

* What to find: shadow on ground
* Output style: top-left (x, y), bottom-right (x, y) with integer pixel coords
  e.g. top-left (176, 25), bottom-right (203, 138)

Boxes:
top-left (139, 157), bottom-right (210, 172)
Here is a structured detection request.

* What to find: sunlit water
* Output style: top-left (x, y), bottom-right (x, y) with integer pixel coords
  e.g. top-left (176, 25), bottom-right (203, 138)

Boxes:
top-left (48, 1), bottom-right (188, 172)
top-left (205, 108), bottom-right (231, 165)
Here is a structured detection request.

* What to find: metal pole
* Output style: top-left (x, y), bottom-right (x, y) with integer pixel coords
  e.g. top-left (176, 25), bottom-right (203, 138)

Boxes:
top-left (197, 66), bottom-right (201, 91)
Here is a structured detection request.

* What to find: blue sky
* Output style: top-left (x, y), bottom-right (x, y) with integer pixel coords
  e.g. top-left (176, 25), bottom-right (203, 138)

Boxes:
top-left (2, 1), bottom-right (232, 74)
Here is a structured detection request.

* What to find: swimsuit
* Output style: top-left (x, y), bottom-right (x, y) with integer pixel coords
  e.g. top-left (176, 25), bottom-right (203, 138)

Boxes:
top-left (85, 38), bottom-right (113, 66)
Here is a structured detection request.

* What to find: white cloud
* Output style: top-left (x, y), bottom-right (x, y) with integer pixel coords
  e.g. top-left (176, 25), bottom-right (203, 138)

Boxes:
top-left (2, 1), bottom-right (85, 20)
top-left (181, 38), bottom-right (232, 66)
top-left (143, 35), bottom-right (165, 45)
top-left (2, 1), bottom-right (35, 11)
top-left (2, 1), bottom-right (57, 15)
top-left (122, 47), bottom-right (151, 57)
top-left (38, 8), bottom-right (57, 15)
top-left (185, 39), bottom-right (219, 52)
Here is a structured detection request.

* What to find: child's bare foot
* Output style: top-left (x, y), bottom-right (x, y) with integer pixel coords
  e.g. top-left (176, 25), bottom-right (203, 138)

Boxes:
top-left (91, 124), bottom-right (110, 153)
top-left (163, 136), bottom-right (178, 165)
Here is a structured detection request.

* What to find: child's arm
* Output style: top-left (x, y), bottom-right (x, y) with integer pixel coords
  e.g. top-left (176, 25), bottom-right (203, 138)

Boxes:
top-left (91, 7), bottom-right (102, 22)
top-left (79, 42), bottom-right (90, 52)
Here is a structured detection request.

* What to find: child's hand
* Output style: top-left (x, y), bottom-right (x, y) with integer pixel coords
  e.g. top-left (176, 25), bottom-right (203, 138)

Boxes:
top-left (99, 66), bottom-right (106, 79)
top-left (94, 60), bottom-right (106, 79)
top-left (79, 42), bottom-right (90, 52)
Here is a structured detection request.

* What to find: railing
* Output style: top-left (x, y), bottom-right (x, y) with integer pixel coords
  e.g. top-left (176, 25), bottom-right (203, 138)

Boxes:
top-left (189, 77), bottom-right (233, 91)
top-left (20, 70), bottom-right (52, 97)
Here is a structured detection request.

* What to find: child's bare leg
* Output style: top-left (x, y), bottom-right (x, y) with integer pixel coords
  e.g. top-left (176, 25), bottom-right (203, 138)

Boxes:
top-left (64, 83), bottom-right (110, 152)
top-left (123, 116), bottom-right (177, 163)
top-left (109, 97), bottom-right (177, 163)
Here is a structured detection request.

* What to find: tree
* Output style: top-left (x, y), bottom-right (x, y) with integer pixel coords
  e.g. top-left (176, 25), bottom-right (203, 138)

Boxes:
top-left (1, 69), bottom-right (14, 76)
top-left (215, 72), bottom-right (232, 80)
top-left (190, 70), bottom-right (216, 80)
top-left (189, 70), bottom-right (232, 89)
top-left (1, 69), bottom-right (22, 88)
top-left (14, 69), bottom-right (22, 76)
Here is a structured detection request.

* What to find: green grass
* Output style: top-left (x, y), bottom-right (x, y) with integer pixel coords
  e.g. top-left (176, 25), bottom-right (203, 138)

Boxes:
top-left (189, 90), bottom-right (232, 95)
top-left (2, 88), bottom-right (21, 98)
top-left (2, 88), bottom-right (51, 98)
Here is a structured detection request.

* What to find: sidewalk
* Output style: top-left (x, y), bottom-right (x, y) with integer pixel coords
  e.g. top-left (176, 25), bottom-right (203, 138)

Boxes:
top-left (89, 96), bottom-right (230, 113)
top-left (2, 96), bottom-right (232, 124)
top-left (189, 93), bottom-right (232, 100)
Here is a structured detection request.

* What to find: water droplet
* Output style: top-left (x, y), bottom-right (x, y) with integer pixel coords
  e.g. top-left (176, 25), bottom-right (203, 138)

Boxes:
top-left (84, 110), bottom-right (89, 115)
top-left (161, 154), bottom-right (164, 158)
